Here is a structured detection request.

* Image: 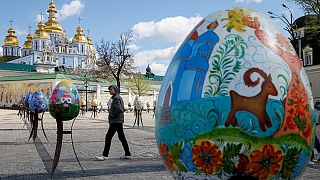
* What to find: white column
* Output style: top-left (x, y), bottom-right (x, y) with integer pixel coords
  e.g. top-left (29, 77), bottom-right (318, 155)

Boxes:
top-left (128, 88), bottom-right (132, 103)
top-left (96, 84), bottom-right (101, 102)
top-left (153, 90), bottom-right (156, 101)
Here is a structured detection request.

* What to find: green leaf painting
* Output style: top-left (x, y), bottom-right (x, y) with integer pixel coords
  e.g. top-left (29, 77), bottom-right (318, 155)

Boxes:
top-left (280, 147), bottom-right (301, 179)
top-left (205, 34), bottom-right (247, 97)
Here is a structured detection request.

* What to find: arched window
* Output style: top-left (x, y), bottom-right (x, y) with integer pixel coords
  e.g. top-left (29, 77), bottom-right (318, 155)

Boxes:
top-left (35, 41), bottom-right (38, 50)
top-left (303, 46), bottom-right (313, 66)
top-left (11, 47), bottom-right (14, 55)
top-left (63, 57), bottom-right (66, 64)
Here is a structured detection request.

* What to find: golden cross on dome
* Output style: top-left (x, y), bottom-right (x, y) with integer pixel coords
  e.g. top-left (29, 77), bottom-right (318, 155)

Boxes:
top-left (9, 19), bottom-right (14, 27)
top-left (39, 12), bottom-right (44, 22)
top-left (28, 25), bottom-right (32, 34)
top-left (77, 16), bottom-right (83, 26)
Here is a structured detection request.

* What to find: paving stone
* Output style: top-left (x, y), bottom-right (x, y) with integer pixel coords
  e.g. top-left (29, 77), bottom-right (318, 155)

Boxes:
top-left (0, 109), bottom-right (320, 179)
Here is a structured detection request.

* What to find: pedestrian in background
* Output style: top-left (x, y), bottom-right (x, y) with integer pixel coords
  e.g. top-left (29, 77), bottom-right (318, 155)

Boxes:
top-left (146, 102), bottom-right (150, 113)
top-left (95, 85), bottom-right (131, 160)
top-left (152, 100), bottom-right (157, 118)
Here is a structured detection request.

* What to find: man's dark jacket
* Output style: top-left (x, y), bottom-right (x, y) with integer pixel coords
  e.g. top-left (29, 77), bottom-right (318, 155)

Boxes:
top-left (108, 94), bottom-right (125, 123)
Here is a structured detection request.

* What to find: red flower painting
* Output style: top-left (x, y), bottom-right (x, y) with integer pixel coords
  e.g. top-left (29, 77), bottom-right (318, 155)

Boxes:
top-left (246, 144), bottom-right (283, 179)
top-left (159, 143), bottom-right (175, 172)
top-left (192, 141), bottom-right (223, 174)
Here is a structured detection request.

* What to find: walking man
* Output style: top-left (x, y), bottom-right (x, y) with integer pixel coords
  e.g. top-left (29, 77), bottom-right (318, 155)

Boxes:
top-left (95, 85), bottom-right (131, 160)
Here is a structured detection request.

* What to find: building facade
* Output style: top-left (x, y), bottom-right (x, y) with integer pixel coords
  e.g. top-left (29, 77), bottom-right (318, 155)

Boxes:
top-left (293, 15), bottom-right (320, 107)
top-left (2, 1), bottom-right (96, 70)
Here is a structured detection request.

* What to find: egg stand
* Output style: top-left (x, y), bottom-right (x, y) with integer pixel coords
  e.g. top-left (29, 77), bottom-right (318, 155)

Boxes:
top-left (21, 107), bottom-right (29, 129)
top-left (28, 109), bottom-right (48, 142)
top-left (152, 106), bottom-right (156, 119)
top-left (91, 106), bottom-right (98, 118)
top-left (51, 107), bottom-right (84, 175)
top-left (133, 108), bottom-right (143, 127)
top-left (17, 105), bottom-right (23, 118)
top-left (24, 107), bottom-right (30, 121)
top-left (80, 105), bottom-right (85, 116)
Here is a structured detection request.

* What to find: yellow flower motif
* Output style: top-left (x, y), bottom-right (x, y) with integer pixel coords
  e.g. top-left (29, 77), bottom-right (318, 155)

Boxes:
top-left (222, 8), bottom-right (251, 32)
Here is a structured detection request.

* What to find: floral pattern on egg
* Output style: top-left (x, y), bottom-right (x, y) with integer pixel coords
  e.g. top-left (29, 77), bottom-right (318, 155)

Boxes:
top-left (155, 8), bottom-right (316, 179)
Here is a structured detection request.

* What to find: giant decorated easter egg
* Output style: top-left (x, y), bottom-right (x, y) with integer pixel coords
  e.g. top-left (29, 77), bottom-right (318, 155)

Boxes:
top-left (28, 91), bottom-right (48, 113)
top-left (49, 80), bottom-right (80, 121)
top-left (155, 8), bottom-right (316, 179)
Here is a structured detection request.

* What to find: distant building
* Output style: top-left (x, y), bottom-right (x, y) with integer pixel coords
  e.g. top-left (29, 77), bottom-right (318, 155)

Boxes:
top-left (293, 15), bottom-right (320, 105)
top-left (0, 62), bottom-right (163, 110)
top-left (293, 15), bottom-right (320, 67)
top-left (1, 1), bottom-right (96, 72)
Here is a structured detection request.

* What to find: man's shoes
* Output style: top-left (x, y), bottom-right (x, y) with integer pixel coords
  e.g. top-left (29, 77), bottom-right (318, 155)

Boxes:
top-left (95, 155), bottom-right (108, 161)
top-left (120, 155), bottom-right (131, 159)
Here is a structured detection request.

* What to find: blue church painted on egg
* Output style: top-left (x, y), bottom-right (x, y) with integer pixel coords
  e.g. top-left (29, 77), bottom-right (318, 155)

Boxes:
top-left (158, 19), bottom-right (220, 124)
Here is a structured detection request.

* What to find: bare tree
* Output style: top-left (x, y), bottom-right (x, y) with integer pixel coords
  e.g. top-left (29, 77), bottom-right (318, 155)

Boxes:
top-left (287, 0), bottom-right (320, 42)
top-left (95, 31), bottom-right (135, 90)
top-left (126, 73), bottom-right (151, 97)
top-left (268, 4), bottom-right (298, 41)
top-left (288, 0), bottom-right (320, 21)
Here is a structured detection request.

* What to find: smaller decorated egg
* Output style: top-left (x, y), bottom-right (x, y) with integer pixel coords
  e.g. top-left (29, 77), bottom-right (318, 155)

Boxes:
top-left (80, 99), bottom-right (86, 106)
top-left (28, 91), bottom-right (48, 113)
top-left (23, 93), bottom-right (32, 109)
top-left (92, 99), bottom-right (98, 106)
top-left (49, 80), bottom-right (80, 121)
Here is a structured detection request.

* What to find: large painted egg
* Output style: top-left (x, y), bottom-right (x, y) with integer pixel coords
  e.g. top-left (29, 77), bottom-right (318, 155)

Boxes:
top-left (49, 80), bottom-right (80, 121)
top-left (28, 91), bottom-right (48, 113)
top-left (155, 8), bottom-right (316, 180)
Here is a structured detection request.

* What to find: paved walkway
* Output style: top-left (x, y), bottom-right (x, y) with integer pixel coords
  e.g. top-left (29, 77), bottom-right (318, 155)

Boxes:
top-left (0, 109), bottom-right (319, 179)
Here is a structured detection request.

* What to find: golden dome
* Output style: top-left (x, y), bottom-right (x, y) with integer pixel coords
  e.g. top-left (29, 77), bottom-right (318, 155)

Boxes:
top-left (44, 1), bottom-right (64, 35)
top-left (3, 28), bottom-right (19, 46)
top-left (72, 26), bottom-right (87, 43)
top-left (22, 34), bottom-right (33, 49)
top-left (34, 22), bottom-right (50, 39)
top-left (87, 36), bottom-right (95, 51)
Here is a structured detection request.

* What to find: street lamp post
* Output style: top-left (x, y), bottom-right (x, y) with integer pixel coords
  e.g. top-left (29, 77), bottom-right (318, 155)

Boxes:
top-left (84, 80), bottom-right (89, 112)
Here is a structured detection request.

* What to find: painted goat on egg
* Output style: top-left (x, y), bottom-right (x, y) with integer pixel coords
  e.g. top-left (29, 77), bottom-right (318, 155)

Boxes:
top-left (155, 8), bottom-right (316, 180)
